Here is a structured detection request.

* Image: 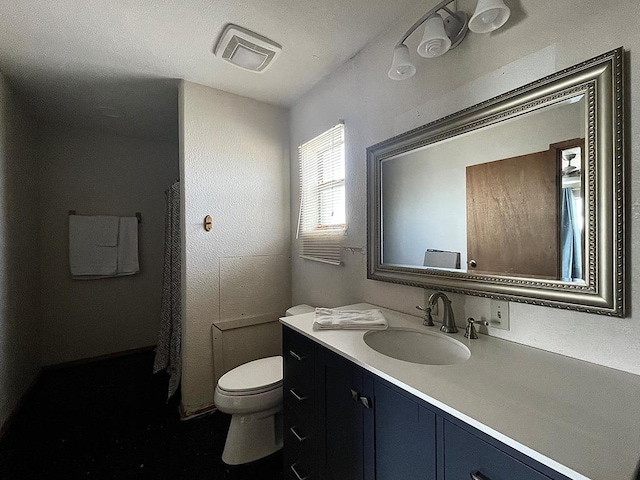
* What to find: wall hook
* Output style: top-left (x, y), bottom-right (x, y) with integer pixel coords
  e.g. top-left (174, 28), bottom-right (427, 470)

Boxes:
top-left (204, 215), bottom-right (213, 232)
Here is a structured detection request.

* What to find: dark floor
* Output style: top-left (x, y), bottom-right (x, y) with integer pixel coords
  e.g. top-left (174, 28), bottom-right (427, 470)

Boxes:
top-left (0, 351), bottom-right (283, 479)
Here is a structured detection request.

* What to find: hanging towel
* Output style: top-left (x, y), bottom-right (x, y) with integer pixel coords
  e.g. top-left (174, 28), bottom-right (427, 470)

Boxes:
top-left (561, 188), bottom-right (583, 282)
top-left (153, 182), bottom-right (182, 399)
top-left (313, 308), bottom-right (388, 331)
top-left (116, 217), bottom-right (139, 276)
top-left (69, 215), bottom-right (119, 276)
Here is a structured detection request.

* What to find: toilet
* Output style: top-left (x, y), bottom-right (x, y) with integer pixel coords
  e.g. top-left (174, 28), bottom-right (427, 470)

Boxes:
top-left (214, 304), bottom-right (315, 465)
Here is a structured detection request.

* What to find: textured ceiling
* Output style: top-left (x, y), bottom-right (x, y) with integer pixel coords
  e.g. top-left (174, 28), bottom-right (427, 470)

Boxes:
top-left (0, 0), bottom-right (419, 139)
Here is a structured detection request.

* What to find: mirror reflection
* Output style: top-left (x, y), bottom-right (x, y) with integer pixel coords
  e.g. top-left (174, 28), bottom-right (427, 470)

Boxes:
top-left (381, 95), bottom-right (586, 282)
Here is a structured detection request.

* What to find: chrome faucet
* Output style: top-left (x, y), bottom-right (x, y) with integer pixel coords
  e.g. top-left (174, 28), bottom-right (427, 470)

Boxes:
top-left (428, 292), bottom-right (458, 333)
top-left (415, 305), bottom-right (434, 326)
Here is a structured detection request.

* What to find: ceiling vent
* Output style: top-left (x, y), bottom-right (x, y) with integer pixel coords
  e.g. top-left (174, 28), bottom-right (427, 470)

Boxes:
top-left (214, 24), bottom-right (282, 73)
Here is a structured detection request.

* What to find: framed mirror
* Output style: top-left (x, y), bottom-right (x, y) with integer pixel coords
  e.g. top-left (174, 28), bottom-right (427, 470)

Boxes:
top-left (367, 48), bottom-right (625, 316)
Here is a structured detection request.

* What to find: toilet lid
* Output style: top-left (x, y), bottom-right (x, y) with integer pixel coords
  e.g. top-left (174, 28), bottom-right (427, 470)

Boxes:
top-left (217, 356), bottom-right (283, 394)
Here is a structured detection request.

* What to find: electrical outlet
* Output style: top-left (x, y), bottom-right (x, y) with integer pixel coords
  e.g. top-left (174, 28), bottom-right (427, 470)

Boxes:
top-left (489, 300), bottom-right (510, 330)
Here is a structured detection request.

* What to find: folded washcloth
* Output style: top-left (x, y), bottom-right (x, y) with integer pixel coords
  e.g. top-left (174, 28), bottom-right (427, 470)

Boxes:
top-left (313, 308), bottom-right (388, 331)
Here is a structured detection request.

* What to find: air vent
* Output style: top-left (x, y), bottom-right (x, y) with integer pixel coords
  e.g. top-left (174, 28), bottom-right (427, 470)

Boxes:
top-left (214, 24), bottom-right (282, 73)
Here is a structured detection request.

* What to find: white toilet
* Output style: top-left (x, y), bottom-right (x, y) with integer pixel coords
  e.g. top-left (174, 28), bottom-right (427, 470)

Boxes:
top-left (214, 304), bottom-right (315, 465)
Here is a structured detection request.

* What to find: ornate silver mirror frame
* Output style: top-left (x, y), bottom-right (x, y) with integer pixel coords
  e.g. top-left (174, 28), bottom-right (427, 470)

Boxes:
top-left (367, 48), bottom-right (625, 316)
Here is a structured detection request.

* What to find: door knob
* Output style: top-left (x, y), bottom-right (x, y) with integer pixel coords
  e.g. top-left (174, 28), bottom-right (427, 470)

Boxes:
top-left (469, 259), bottom-right (477, 268)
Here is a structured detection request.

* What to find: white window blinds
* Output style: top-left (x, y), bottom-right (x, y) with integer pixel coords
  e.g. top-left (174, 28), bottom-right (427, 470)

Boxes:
top-left (297, 123), bottom-right (346, 265)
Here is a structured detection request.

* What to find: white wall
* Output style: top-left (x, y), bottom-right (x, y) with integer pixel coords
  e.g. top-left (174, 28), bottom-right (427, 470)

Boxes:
top-left (38, 125), bottom-right (179, 365)
top-left (0, 75), bottom-right (41, 431)
top-left (290, 0), bottom-right (640, 375)
top-left (180, 81), bottom-right (290, 415)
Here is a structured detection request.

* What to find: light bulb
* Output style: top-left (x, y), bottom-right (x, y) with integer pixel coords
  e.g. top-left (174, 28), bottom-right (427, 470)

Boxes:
top-left (469, 0), bottom-right (511, 33)
top-left (388, 45), bottom-right (416, 80)
top-left (480, 9), bottom-right (499, 24)
top-left (396, 65), bottom-right (414, 77)
top-left (417, 14), bottom-right (451, 58)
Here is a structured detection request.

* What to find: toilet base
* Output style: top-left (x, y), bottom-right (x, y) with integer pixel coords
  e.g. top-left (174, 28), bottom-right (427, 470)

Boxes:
top-left (221, 409), bottom-right (283, 465)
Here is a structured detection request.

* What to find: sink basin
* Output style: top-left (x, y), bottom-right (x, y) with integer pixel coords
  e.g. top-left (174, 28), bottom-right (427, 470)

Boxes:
top-left (363, 328), bottom-right (471, 365)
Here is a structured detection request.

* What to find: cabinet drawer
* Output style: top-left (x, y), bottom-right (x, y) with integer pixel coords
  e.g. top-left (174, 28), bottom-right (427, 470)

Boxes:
top-left (444, 420), bottom-right (551, 480)
top-left (284, 328), bottom-right (315, 389)
top-left (286, 460), bottom-right (314, 480)
top-left (285, 384), bottom-right (315, 419)
top-left (284, 327), bottom-right (316, 417)
top-left (284, 409), bottom-right (315, 464)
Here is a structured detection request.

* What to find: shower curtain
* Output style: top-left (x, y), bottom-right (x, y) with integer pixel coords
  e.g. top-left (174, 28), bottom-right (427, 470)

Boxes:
top-left (153, 181), bottom-right (182, 399)
top-left (560, 188), bottom-right (583, 282)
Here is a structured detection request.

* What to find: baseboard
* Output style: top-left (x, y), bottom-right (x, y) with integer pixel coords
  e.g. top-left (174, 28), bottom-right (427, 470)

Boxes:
top-left (0, 370), bottom-right (41, 441)
top-left (179, 402), bottom-right (217, 421)
top-left (43, 345), bottom-right (157, 370)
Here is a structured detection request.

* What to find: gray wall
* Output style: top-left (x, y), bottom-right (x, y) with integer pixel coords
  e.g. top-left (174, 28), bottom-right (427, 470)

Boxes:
top-left (39, 125), bottom-right (179, 365)
top-left (290, 0), bottom-right (640, 375)
top-left (0, 75), bottom-right (41, 431)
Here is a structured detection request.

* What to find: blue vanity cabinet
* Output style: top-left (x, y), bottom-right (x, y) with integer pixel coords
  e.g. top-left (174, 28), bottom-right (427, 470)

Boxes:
top-left (373, 379), bottom-right (437, 480)
top-left (316, 344), bottom-right (438, 480)
top-left (316, 345), bottom-right (374, 480)
top-left (282, 326), bottom-right (568, 480)
top-left (284, 325), bottom-right (437, 480)
top-left (441, 419), bottom-right (567, 480)
top-left (283, 327), bottom-right (317, 479)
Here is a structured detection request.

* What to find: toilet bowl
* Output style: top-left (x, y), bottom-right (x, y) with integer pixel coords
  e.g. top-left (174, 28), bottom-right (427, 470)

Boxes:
top-left (214, 356), bottom-right (284, 465)
top-left (214, 304), bottom-right (315, 466)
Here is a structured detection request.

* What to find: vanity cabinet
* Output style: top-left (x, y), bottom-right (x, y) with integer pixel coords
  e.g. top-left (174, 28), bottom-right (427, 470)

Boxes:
top-left (316, 346), bottom-right (374, 480)
top-left (373, 380), bottom-right (436, 480)
top-left (442, 420), bottom-right (554, 480)
top-left (285, 328), bottom-right (436, 480)
top-left (283, 327), bottom-right (317, 479)
top-left (283, 326), bottom-right (567, 480)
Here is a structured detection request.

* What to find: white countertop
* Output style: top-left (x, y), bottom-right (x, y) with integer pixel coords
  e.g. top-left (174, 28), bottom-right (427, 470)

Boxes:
top-left (280, 303), bottom-right (640, 480)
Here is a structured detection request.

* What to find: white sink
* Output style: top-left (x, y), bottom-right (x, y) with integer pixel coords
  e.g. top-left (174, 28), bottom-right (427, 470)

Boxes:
top-left (363, 327), bottom-right (471, 365)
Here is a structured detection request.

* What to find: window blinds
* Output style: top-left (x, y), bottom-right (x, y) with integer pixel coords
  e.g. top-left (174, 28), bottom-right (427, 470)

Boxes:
top-left (297, 123), bottom-right (345, 265)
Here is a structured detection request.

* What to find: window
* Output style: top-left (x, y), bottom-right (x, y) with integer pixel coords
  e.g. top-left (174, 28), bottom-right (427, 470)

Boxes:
top-left (297, 122), bottom-right (346, 265)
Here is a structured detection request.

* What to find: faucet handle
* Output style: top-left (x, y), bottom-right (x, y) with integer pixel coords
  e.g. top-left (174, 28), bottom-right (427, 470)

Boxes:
top-left (464, 317), bottom-right (489, 339)
top-left (416, 305), bottom-right (434, 326)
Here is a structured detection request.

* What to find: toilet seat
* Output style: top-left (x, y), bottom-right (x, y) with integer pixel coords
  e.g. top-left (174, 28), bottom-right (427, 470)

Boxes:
top-left (217, 356), bottom-right (282, 396)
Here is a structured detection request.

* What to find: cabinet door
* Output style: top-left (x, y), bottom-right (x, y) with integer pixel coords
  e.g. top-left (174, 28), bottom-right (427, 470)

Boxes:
top-left (374, 380), bottom-right (437, 480)
top-left (444, 420), bottom-right (552, 480)
top-left (318, 349), bottom-right (366, 480)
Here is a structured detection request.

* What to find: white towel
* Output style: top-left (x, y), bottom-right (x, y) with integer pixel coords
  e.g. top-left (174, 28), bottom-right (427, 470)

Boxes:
top-left (69, 215), bottom-right (119, 276)
top-left (313, 308), bottom-right (388, 331)
top-left (116, 217), bottom-right (139, 275)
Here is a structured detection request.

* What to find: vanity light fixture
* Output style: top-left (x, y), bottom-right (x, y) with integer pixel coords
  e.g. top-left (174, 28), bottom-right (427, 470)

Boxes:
top-left (388, 0), bottom-right (511, 80)
top-left (417, 14), bottom-right (452, 58)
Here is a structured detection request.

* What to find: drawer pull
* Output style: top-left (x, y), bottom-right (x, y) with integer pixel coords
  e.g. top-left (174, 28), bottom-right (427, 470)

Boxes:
top-left (289, 426), bottom-right (308, 443)
top-left (470, 471), bottom-right (490, 480)
top-left (290, 463), bottom-right (310, 480)
top-left (359, 396), bottom-right (372, 409)
top-left (350, 389), bottom-right (359, 401)
top-left (289, 350), bottom-right (306, 361)
top-left (289, 388), bottom-right (309, 402)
